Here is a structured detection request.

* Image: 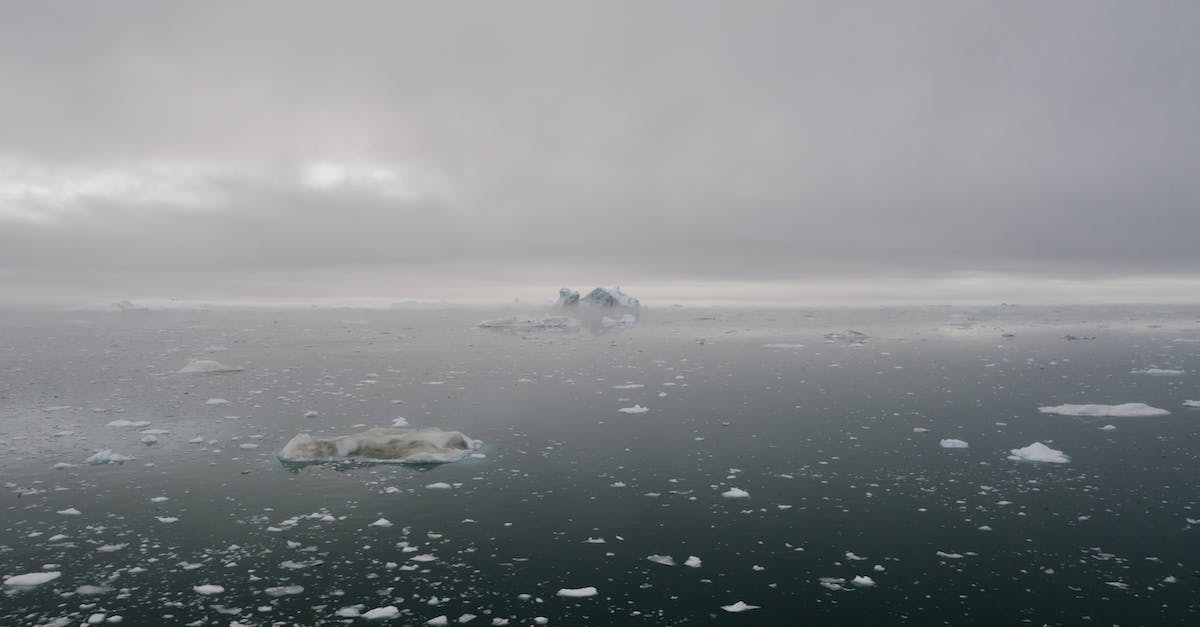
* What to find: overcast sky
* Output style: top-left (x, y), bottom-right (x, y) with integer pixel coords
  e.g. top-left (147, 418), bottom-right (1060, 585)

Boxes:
top-left (1, 1), bottom-right (1198, 305)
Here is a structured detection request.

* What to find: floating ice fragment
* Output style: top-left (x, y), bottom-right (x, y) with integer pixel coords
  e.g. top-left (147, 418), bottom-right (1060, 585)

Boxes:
top-left (478, 316), bottom-right (580, 331)
top-left (278, 427), bottom-right (480, 464)
top-left (363, 606), bottom-right (400, 620)
top-left (721, 487), bottom-right (750, 498)
top-left (851, 576), bottom-right (876, 588)
top-left (721, 601), bottom-right (760, 612)
top-left (265, 585), bottom-right (304, 597)
top-left (618, 405), bottom-right (649, 414)
top-left (106, 420), bottom-right (151, 428)
top-left (178, 359), bottom-right (243, 374)
top-left (1184, 400), bottom-right (1200, 408)
top-left (205, 398), bottom-right (230, 405)
top-left (4, 571), bottom-right (61, 587)
top-left (193, 584), bottom-right (224, 595)
top-left (556, 586), bottom-right (598, 598)
top-left (426, 482), bottom-right (452, 489)
top-left (369, 518), bottom-right (393, 527)
top-left (1007, 442), bottom-right (1069, 464)
top-left (1130, 367), bottom-right (1185, 376)
top-left (939, 439), bottom-right (969, 449)
top-left (427, 617), bottom-right (449, 626)
top-left (646, 555), bottom-right (676, 566)
top-left (156, 516), bottom-right (179, 523)
top-left (56, 507), bottom-right (81, 516)
top-left (1038, 403), bottom-right (1169, 417)
top-left (85, 450), bottom-right (134, 465)
top-left (684, 556), bottom-right (702, 568)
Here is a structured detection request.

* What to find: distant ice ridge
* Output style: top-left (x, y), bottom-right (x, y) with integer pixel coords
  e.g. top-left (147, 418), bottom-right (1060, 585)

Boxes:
top-left (70, 298), bottom-right (207, 312)
top-left (1130, 367), bottom-right (1185, 376)
top-left (1008, 442), bottom-right (1069, 464)
top-left (556, 286), bottom-right (640, 308)
top-left (477, 315), bottom-right (580, 331)
top-left (1038, 403), bottom-right (1170, 417)
top-left (278, 427), bottom-right (481, 464)
top-left (178, 359), bottom-right (244, 374)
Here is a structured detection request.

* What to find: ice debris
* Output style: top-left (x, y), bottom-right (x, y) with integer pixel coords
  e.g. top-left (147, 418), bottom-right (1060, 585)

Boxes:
top-left (1130, 367), bottom-right (1185, 376)
top-left (85, 450), bottom-right (135, 465)
top-left (721, 487), bottom-right (750, 498)
top-left (1038, 403), bottom-right (1169, 417)
top-left (4, 571), bottom-right (61, 587)
top-left (557, 286), bottom-right (639, 307)
top-left (939, 439), bottom-right (969, 449)
top-left (364, 606), bottom-right (400, 620)
top-left (618, 405), bottom-right (649, 415)
top-left (556, 586), bottom-right (598, 598)
top-left (278, 427), bottom-right (481, 464)
top-left (721, 601), bottom-right (760, 612)
top-left (178, 359), bottom-right (243, 374)
top-left (1008, 442), bottom-right (1069, 464)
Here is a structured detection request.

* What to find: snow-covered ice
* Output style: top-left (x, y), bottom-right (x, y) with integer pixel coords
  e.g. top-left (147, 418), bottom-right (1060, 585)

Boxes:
top-left (193, 584), bottom-right (224, 595)
top-left (4, 572), bottom-right (61, 587)
top-left (939, 439), bottom-right (969, 449)
top-left (721, 487), bottom-right (750, 498)
top-left (721, 601), bottom-right (760, 612)
top-left (278, 427), bottom-right (480, 464)
top-left (1008, 442), bottom-right (1070, 464)
top-left (363, 606), bottom-right (400, 620)
top-left (618, 405), bottom-right (648, 414)
top-left (178, 359), bottom-right (243, 374)
top-left (556, 586), bottom-right (598, 598)
top-left (1038, 403), bottom-right (1169, 417)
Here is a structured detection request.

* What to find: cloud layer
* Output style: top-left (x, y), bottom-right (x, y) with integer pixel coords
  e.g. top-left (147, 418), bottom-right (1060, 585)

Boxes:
top-left (1, 2), bottom-right (1198, 303)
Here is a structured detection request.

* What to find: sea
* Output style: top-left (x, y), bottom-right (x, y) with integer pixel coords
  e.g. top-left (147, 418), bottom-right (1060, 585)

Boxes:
top-left (2, 303), bottom-right (1198, 626)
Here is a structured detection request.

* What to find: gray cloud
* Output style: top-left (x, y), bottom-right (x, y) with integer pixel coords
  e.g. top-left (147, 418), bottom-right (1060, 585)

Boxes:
top-left (1, 1), bottom-right (1198, 304)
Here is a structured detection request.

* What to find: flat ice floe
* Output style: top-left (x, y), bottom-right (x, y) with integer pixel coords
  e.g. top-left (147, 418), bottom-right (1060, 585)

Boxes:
top-left (939, 439), bottom-right (969, 449)
top-left (1184, 400), bottom-right (1200, 408)
top-left (721, 601), bottom-right (760, 612)
top-left (1008, 442), bottom-right (1070, 464)
top-left (618, 405), bottom-right (649, 414)
top-left (278, 427), bottom-right (481, 464)
top-left (178, 359), bottom-right (244, 374)
top-left (1038, 403), bottom-right (1170, 417)
top-left (85, 450), bottom-right (135, 465)
top-left (556, 586), bottom-right (598, 598)
top-left (4, 571), bottom-right (61, 587)
top-left (1130, 367), bottom-right (1185, 376)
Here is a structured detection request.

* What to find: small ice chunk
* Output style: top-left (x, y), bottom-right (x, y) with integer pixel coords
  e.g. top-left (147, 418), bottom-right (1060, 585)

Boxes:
top-left (1130, 367), bottom-right (1185, 376)
top-left (721, 601), bottom-right (760, 612)
top-left (556, 586), bottom-right (598, 598)
top-left (427, 617), bottom-right (449, 626)
top-left (684, 556), bottom-right (702, 568)
top-left (721, 487), bottom-right (750, 498)
top-left (205, 398), bottom-right (230, 405)
top-left (1184, 400), bottom-right (1200, 408)
top-left (85, 450), bottom-right (134, 465)
top-left (426, 482), bottom-right (452, 489)
top-left (369, 518), bottom-right (393, 527)
top-left (193, 584), bottom-right (224, 595)
top-left (363, 606), bottom-right (400, 620)
top-left (106, 420), bottom-right (151, 428)
top-left (1007, 442), bottom-right (1070, 464)
top-left (156, 516), bottom-right (179, 523)
top-left (1038, 403), bottom-right (1169, 417)
top-left (4, 571), bottom-right (61, 587)
top-left (646, 555), bottom-right (676, 567)
top-left (56, 507), bottom-right (82, 516)
top-left (264, 585), bottom-right (304, 597)
top-left (939, 439), bottom-right (969, 449)
top-left (178, 359), bottom-right (243, 374)
top-left (618, 405), bottom-right (649, 414)
top-left (851, 575), bottom-right (876, 588)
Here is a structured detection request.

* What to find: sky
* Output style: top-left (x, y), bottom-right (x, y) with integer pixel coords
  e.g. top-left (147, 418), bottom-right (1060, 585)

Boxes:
top-left (1, 1), bottom-right (1198, 306)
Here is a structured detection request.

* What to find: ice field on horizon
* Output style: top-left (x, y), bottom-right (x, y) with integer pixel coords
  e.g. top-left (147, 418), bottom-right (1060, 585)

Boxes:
top-left (2, 303), bottom-right (1200, 625)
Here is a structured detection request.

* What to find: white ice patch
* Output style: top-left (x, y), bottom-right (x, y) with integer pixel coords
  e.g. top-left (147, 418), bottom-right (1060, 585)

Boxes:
top-left (851, 576), bottom-right (876, 588)
top-left (1184, 400), bottom-right (1200, 408)
top-left (721, 601), bottom-right (760, 612)
top-left (1038, 403), bottom-right (1169, 417)
top-left (1008, 442), bottom-right (1069, 464)
top-left (193, 584), bottom-right (224, 595)
top-left (556, 586), bottom-right (598, 598)
top-left (721, 487), bottom-right (750, 498)
top-left (278, 427), bottom-right (480, 464)
top-left (106, 420), bottom-right (151, 428)
top-left (684, 556), bottom-right (702, 568)
top-left (4, 571), bottom-right (61, 587)
top-left (646, 555), bottom-right (676, 567)
top-left (939, 439), bottom-right (969, 449)
top-left (85, 450), bottom-right (135, 465)
top-left (1130, 367), bottom-right (1185, 376)
top-left (618, 405), bottom-right (649, 414)
top-left (363, 606), bottom-right (400, 620)
top-left (178, 359), bottom-right (243, 374)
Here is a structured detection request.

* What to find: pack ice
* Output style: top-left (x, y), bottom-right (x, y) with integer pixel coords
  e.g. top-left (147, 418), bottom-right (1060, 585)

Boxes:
top-left (1038, 403), bottom-right (1169, 417)
top-left (278, 427), bottom-right (481, 464)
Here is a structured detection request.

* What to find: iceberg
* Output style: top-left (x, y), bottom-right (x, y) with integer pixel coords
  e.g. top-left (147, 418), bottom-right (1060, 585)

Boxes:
top-left (555, 288), bottom-right (580, 306)
top-left (1007, 442), bottom-right (1069, 464)
top-left (573, 286), bottom-right (639, 308)
top-left (178, 359), bottom-right (244, 374)
top-left (1038, 403), bottom-right (1169, 417)
top-left (278, 427), bottom-right (481, 464)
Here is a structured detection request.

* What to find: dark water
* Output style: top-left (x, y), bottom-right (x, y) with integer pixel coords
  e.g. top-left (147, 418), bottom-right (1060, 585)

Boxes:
top-left (2, 304), bottom-right (1199, 626)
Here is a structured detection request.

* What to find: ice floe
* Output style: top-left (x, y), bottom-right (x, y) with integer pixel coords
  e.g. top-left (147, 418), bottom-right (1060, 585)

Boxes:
top-left (1008, 442), bottom-right (1070, 463)
top-left (178, 359), bottom-right (244, 374)
top-left (618, 405), bottom-right (648, 414)
top-left (1038, 403), bottom-right (1169, 417)
top-left (363, 606), bottom-right (400, 620)
top-left (721, 487), bottom-right (750, 498)
top-left (85, 450), bottom-right (135, 465)
top-left (1130, 367), bottom-right (1185, 376)
top-left (478, 316), bottom-right (580, 331)
top-left (193, 584), bottom-right (224, 595)
top-left (278, 427), bottom-right (481, 464)
top-left (646, 555), bottom-right (676, 566)
top-left (939, 439), bottom-right (969, 449)
top-left (1184, 400), bottom-right (1200, 408)
top-left (4, 571), bottom-right (61, 587)
top-left (556, 586), bottom-right (598, 598)
top-left (721, 601), bottom-right (760, 612)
